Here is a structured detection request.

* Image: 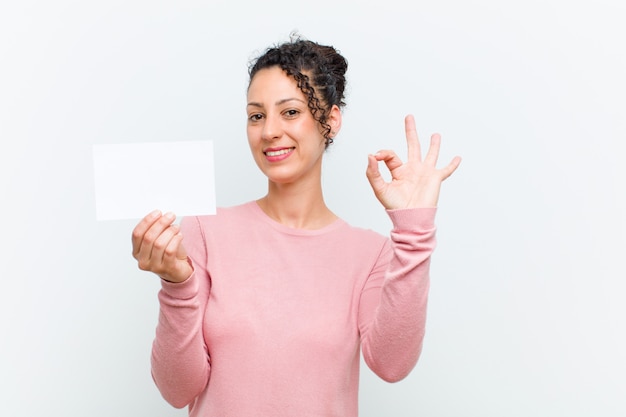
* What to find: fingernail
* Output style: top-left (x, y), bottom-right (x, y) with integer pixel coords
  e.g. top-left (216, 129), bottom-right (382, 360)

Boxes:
top-left (149, 209), bottom-right (161, 218)
top-left (164, 212), bottom-right (175, 221)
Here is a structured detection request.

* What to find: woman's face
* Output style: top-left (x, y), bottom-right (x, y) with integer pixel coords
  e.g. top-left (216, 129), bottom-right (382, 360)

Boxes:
top-left (246, 66), bottom-right (339, 186)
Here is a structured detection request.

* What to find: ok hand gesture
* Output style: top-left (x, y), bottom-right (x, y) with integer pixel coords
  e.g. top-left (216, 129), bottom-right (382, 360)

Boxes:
top-left (366, 114), bottom-right (461, 209)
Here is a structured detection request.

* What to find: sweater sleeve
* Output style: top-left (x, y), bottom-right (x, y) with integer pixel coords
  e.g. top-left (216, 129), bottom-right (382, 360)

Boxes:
top-left (358, 207), bottom-right (437, 382)
top-left (150, 216), bottom-right (211, 408)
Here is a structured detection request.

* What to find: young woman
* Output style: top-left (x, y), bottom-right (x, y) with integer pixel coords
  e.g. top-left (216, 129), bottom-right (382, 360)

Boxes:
top-left (132, 37), bottom-right (461, 417)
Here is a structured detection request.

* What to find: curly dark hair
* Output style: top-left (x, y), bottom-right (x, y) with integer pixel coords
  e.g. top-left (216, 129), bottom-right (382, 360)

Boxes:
top-left (248, 35), bottom-right (348, 147)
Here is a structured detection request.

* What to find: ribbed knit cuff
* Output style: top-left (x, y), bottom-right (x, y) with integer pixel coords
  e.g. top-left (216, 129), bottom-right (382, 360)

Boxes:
top-left (386, 207), bottom-right (437, 232)
top-left (160, 270), bottom-right (199, 300)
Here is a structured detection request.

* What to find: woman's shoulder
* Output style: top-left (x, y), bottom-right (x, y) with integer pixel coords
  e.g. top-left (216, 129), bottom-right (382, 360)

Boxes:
top-left (179, 201), bottom-right (257, 233)
top-left (214, 201), bottom-right (258, 219)
top-left (336, 220), bottom-right (389, 251)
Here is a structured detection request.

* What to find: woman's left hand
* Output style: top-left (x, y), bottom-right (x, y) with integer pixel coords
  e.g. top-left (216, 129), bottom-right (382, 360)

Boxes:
top-left (366, 114), bottom-right (461, 209)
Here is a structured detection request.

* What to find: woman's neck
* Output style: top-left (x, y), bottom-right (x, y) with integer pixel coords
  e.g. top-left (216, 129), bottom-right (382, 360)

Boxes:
top-left (257, 181), bottom-right (337, 230)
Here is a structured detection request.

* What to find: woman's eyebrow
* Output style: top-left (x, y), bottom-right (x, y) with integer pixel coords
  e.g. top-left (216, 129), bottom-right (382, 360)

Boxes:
top-left (247, 98), bottom-right (306, 108)
top-left (276, 98), bottom-right (306, 106)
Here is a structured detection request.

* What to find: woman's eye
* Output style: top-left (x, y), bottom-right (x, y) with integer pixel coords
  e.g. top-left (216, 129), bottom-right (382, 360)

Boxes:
top-left (249, 114), bottom-right (263, 121)
top-left (284, 109), bottom-right (299, 117)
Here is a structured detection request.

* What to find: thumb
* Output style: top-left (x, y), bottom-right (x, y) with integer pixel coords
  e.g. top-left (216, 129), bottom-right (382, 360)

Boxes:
top-left (175, 233), bottom-right (188, 261)
top-left (166, 232), bottom-right (193, 283)
top-left (365, 154), bottom-right (386, 196)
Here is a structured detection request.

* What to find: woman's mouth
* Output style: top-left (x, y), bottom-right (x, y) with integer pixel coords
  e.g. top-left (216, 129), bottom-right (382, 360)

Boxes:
top-left (264, 147), bottom-right (295, 157)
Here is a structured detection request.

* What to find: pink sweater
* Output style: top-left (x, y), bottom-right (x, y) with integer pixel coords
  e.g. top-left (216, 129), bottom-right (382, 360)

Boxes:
top-left (151, 201), bottom-right (436, 417)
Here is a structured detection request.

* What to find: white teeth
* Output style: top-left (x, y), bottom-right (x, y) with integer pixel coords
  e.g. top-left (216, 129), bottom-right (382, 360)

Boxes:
top-left (265, 148), bottom-right (293, 157)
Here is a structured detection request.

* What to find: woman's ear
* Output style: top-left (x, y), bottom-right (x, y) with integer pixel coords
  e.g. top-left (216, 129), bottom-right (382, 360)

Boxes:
top-left (328, 104), bottom-right (342, 138)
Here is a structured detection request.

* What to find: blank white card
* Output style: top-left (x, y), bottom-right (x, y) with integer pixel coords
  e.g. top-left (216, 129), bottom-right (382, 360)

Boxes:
top-left (92, 140), bottom-right (216, 221)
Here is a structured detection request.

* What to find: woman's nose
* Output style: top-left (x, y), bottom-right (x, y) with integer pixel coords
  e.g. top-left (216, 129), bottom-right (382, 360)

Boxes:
top-left (261, 114), bottom-right (281, 141)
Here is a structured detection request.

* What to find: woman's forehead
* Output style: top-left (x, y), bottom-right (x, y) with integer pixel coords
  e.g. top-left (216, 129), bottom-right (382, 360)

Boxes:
top-left (247, 67), bottom-right (304, 102)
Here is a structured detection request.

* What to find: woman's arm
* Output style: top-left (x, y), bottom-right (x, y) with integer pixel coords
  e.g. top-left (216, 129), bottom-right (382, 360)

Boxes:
top-left (358, 208), bottom-right (436, 382)
top-left (132, 214), bottom-right (211, 407)
top-left (359, 115), bottom-right (459, 381)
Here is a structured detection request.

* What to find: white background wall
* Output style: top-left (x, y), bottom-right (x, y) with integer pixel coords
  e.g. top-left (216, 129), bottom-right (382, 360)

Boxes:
top-left (1, 1), bottom-right (624, 416)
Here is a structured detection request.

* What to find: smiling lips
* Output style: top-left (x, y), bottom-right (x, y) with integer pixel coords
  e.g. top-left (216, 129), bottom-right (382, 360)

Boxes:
top-left (264, 147), bottom-right (295, 161)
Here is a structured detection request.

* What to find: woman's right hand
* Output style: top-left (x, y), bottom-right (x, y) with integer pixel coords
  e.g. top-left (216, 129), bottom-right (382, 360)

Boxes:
top-left (131, 210), bottom-right (193, 283)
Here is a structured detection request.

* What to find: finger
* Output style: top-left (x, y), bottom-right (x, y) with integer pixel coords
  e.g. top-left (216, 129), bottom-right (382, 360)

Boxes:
top-left (136, 212), bottom-right (176, 263)
top-left (440, 156), bottom-right (462, 180)
top-left (131, 210), bottom-right (162, 258)
top-left (151, 224), bottom-right (181, 266)
top-left (375, 150), bottom-right (404, 172)
top-left (423, 133), bottom-right (442, 167)
top-left (405, 114), bottom-right (422, 162)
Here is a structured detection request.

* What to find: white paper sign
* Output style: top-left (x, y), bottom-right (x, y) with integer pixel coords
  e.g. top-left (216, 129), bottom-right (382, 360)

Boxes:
top-left (92, 140), bottom-right (216, 221)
